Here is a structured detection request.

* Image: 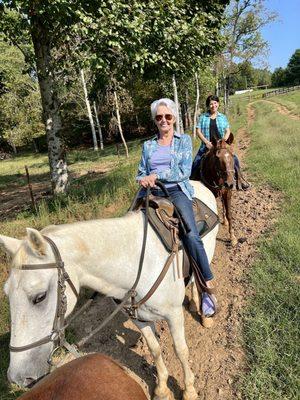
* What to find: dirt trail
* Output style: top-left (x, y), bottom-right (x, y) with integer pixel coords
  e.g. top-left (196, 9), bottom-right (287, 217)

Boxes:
top-left (69, 105), bottom-right (282, 399)
top-left (262, 99), bottom-right (300, 120)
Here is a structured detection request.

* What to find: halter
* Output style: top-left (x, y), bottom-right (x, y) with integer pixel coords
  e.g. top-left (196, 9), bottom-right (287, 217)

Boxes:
top-left (9, 236), bottom-right (79, 363)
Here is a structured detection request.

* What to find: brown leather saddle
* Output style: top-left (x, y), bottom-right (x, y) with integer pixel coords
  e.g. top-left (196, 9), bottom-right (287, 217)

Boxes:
top-left (132, 195), bottom-right (219, 282)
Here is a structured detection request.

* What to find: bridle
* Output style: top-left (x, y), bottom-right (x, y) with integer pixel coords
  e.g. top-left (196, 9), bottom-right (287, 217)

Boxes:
top-left (200, 146), bottom-right (235, 192)
top-left (7, 182), bottom-right (198, 365)
top-left (8, 187), bottom-right (157, 363)
top-left (9, 236), bottom-right (79, 363)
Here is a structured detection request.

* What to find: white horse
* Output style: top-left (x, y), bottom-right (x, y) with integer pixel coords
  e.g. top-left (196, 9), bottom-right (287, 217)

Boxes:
top-left (1, 181), bottom-right (218, 400)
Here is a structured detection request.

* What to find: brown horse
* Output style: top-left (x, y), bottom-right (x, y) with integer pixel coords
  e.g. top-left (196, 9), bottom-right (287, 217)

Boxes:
top-left (17, 353), bottom-right (148, 400)
top-left (192, 133), bottom-right (237, 246)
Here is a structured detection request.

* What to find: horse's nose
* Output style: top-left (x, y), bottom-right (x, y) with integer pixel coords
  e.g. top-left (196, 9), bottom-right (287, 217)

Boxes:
top-left (7, 368), bottom-right (35, 388)
top-left (224, 182), bottom-right (234, 189)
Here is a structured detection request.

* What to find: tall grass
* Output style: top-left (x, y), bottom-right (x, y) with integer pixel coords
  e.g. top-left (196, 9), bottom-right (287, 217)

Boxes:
top-left (241, 101), bottom-right (300, 399)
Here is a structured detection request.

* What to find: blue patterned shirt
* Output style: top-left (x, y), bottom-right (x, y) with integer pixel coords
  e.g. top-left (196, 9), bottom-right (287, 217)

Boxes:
top-left (196, 112), bottom-right (230, 150)
top-left (136, 132), bottom-right (194, 200)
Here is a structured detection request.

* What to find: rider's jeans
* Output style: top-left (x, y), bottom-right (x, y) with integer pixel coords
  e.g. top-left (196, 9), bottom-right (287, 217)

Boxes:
top-left (151, 185), bottom-right (213, 281)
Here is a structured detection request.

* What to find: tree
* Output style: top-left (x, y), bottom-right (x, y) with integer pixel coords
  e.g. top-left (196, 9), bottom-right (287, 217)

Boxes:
top-left (0, 3), bottom-right (78, 193)
top-left (286, 49), bottom-right (300, 86)
top-left (76, 0), bottom-right (229, 149)
top-left (219, 0), bottom-right (277, 109)
top-left (0, 37), bottom-right (43, 152)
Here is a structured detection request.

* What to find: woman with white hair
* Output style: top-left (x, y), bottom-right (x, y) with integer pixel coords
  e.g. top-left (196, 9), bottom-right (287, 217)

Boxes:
top-left (136, 98), bottom-right (217, 317)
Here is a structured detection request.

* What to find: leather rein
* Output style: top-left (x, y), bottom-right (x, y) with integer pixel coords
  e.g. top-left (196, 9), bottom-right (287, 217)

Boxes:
top-left (9, 183), bottom-right (179, 362)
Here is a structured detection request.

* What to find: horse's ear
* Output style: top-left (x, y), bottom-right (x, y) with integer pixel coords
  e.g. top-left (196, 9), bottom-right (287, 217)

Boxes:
top-left (26, 228), bottom-right (47, 256)
top-left (0, 235), bottom-right (22, 257)
top-left (226, 132), bottom-right (234, 145)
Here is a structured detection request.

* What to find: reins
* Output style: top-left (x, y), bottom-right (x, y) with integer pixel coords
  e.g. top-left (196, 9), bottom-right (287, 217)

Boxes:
top-left (9, 185), bottom-right (164, 361)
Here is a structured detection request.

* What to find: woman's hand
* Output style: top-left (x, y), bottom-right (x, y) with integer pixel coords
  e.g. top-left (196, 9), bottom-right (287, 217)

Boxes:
top-left (139, 174), bottom-right (158, 188)
top-left (206, 141), bottom-right (213, 149)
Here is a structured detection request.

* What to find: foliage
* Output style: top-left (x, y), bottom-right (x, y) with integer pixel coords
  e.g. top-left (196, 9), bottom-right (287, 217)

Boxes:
top-left (0, 0), bottom-right (229, 155)
top-left (223, 0), bottom-right (277, 64)
top-left (286, 49), bottom-right (300, 86)
top-left (0, 38), bottom-right (43, 150)
top-left (271, 67), bottom-right (287, 88)
top-left (229, 60), bottom-right (271, 92)
top-left (271, 49), bottom-right (300, 88)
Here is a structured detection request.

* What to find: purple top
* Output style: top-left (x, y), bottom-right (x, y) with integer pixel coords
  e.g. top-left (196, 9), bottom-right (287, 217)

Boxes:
top-left (150, 144), bottom-right (176, 188)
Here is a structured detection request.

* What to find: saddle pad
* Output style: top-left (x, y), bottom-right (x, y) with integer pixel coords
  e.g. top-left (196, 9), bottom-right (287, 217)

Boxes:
top-left (144, 197), bottom-right (219, 254)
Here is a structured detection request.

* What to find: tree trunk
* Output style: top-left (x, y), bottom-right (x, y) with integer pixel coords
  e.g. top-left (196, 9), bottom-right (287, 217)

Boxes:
top-left (172, 74), bottom-right (181, 134)
top-left (10, 140), bottom-right (17, 154)
top-left (30, 9), bottom-right (68, 194)
top-left (185, 89), bottom-right (192, 129)
top-left (216, 79), bottom-right (219, 96)
top-left (223, 75), bottom-right (228, 115)
top-left (113, 90), bottom-right (129, 158)
top-left (93, 101), bottom-right (104, 150)
top-left (193, 72), bottom-right (200, 138)
top-left (80, 69), bottom-right (98, 151)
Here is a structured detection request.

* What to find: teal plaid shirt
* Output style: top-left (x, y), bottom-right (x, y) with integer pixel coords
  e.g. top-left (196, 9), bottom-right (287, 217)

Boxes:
top-left (196, 112), bottom-right (229, 150)
top-left (136, 132), bottom-right (194, 200)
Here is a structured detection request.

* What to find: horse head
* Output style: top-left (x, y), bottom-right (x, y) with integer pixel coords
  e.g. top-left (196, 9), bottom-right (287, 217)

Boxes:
top-left (0, 229), bottom-right (78, 387)
top-left (211, 133), bottom-right (235, 189)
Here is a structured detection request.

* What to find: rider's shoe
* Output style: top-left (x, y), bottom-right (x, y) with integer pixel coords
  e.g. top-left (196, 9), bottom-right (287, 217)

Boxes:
top-left (201, 292), bottom-right (217, 317)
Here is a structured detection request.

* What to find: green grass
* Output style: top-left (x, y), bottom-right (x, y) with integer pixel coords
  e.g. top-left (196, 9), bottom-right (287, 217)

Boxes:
top-left (265, 91), bottom-right (300, 116)
top-left (0, 140), bottom-right (144, 191)
top-left (241, 100), bottom-right (300, 399)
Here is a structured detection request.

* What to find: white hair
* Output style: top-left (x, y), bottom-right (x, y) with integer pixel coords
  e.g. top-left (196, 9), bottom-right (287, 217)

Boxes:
top-left (150, 98), bottom-right (177, 120)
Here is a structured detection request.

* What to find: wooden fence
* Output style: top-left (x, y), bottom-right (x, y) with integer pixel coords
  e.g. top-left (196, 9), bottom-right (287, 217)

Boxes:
top-left (240, 85), bottom-right (300, 101)
top-left (262, 85), bottom-right (300, 98)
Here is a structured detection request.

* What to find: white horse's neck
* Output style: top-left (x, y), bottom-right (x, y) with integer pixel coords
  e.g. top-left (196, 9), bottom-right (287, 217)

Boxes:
top-left (42, 212), bottom-right (164, 303)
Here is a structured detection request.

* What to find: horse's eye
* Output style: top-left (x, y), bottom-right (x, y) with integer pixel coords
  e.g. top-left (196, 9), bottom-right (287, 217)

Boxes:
top-left (33, 292), bottom-right (47, 305)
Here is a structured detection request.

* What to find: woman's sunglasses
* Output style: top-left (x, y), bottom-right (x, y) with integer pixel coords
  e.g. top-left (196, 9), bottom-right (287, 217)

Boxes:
top-left (155, 114), bottom-right (173, 122)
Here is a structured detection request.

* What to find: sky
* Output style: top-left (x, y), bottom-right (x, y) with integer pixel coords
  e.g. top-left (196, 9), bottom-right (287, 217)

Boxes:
top-left (259, 0), bottom-right (300, 71)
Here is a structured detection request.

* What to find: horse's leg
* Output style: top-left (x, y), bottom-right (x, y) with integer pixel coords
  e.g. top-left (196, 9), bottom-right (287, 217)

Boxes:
top-left (223, 190), bottom-right (237, 246)
top-left (134, 320), bottom-right (172, 400)
top-left (167, 308), bottom-right (198, 400)
top-left (188, 280), bottom-right (200, 313)
top-left (221, 195), bottom-right (228, 226)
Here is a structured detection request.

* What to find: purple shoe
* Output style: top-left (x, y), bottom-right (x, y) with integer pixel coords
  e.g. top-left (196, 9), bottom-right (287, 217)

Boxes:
top-left (201, 292), bottom-right (217, 317)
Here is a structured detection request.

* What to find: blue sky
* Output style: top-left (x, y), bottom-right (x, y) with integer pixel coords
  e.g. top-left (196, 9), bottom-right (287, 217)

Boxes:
top-left (260, 0), bottom-right (300, 71)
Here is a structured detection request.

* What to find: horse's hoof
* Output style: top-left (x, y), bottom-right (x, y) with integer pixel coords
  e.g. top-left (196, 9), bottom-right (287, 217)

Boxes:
top-left (182, 387), bottom-right (198, 400)
top-left (188, 300), bottom-right (199, 313)
top-left (201, 315), bottom-right (214, 328)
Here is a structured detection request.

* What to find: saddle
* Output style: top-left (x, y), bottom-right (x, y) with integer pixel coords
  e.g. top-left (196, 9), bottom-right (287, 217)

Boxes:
top-left (133, 195), bottom-right (219, 282)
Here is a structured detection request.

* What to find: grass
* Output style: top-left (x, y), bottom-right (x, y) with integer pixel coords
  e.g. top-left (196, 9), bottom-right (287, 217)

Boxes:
top-left (241, 100), bottom-right (300, 399)
top-left (264, 91), bottom-right (300, 116)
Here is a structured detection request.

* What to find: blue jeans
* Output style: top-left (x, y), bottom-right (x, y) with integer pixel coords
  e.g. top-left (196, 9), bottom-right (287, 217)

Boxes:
top-left (151, 185), bottom-right (213, 281)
